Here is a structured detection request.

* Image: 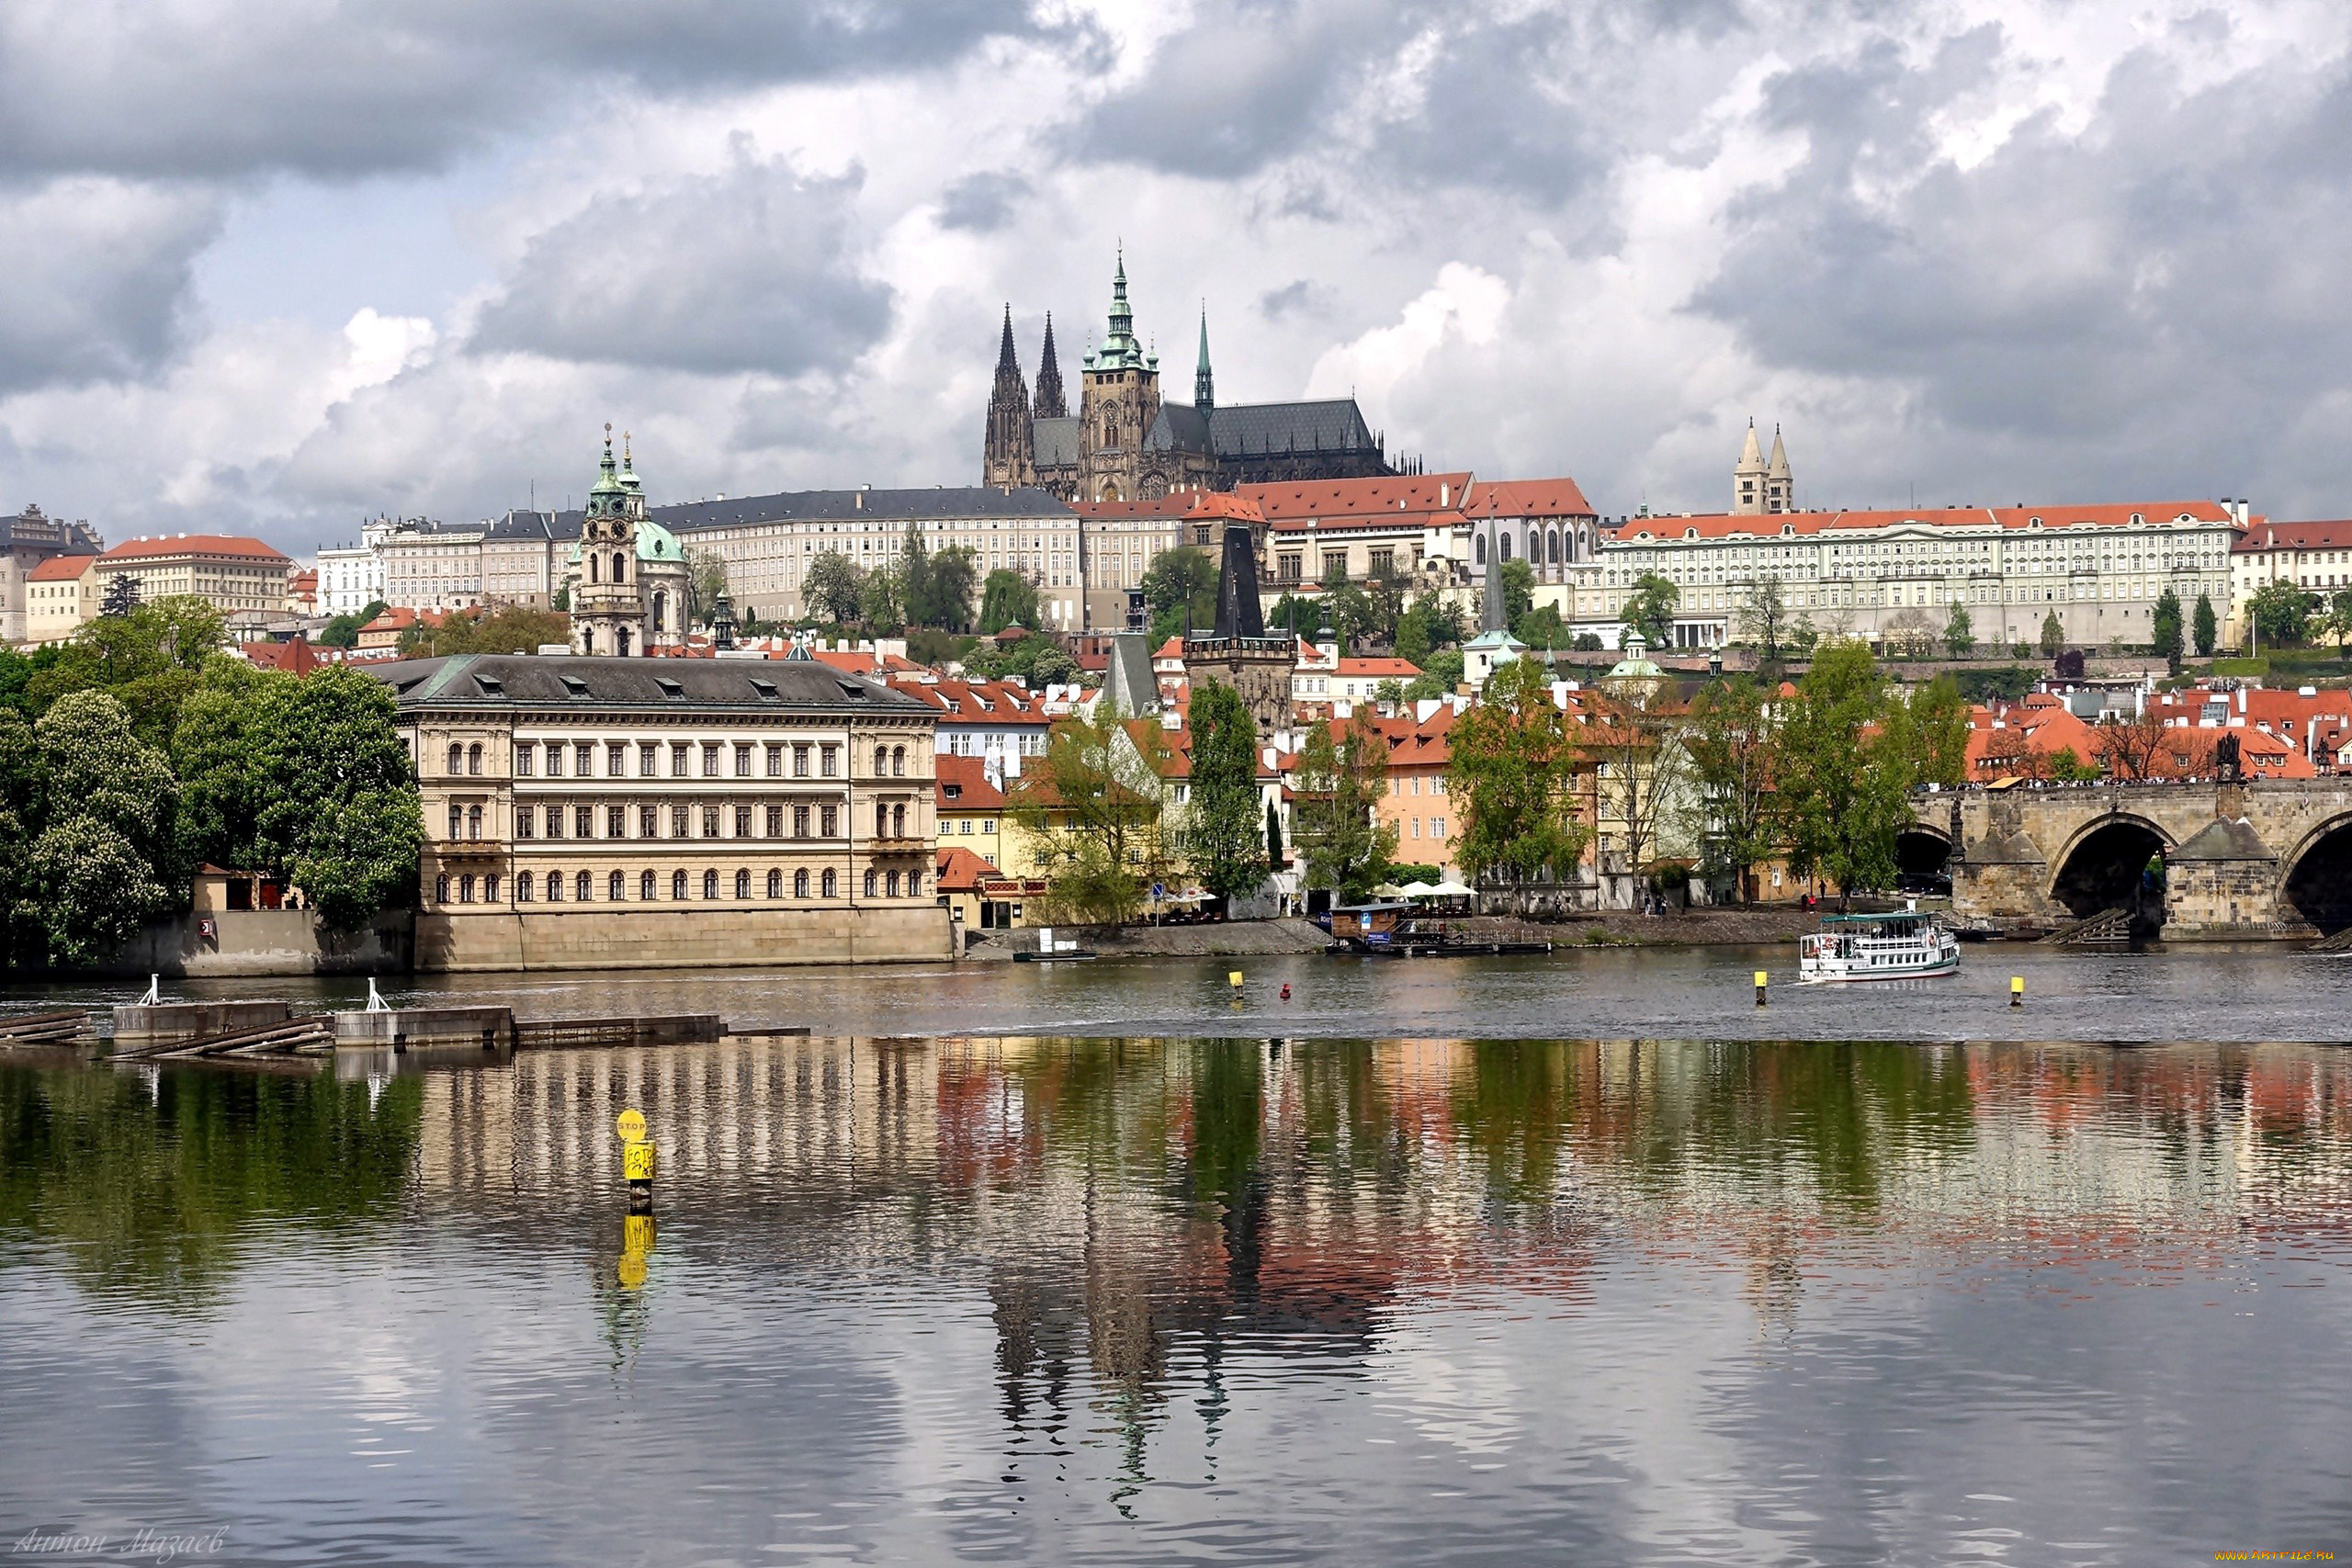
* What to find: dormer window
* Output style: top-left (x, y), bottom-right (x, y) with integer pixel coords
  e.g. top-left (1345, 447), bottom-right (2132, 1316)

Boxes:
top-left (559, 675), bottom-right (589, 698)
top-left (654, 676), bottom-right (684, 699)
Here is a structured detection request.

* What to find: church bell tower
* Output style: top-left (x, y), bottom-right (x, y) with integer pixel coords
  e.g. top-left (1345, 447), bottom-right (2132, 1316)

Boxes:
top-left (572, 424), bottom-right (649, 658)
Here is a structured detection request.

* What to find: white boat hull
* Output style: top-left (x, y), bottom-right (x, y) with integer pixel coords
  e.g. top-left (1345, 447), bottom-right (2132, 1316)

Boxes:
top-left (1798, 915), bottom-right (1961, 983)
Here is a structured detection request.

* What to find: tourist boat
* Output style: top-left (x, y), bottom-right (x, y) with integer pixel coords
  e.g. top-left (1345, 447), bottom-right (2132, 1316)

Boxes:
top-left (1798, 906), bottom-right (1960, 981)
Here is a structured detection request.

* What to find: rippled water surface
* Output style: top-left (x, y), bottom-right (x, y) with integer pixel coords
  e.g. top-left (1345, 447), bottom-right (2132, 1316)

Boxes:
top-left (4, 1022), bottom-right (2349, 1565)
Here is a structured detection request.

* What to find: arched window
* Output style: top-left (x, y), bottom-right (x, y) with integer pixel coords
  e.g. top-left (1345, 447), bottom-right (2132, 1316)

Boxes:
top-left (447, 804), bottom-right (462, 840)
top-left (766, 869), bottom-right (782, 897)
top-left (435, 874), bottom-right (449, 903)
top-left (1498, 533), bottom-right (1513, 562)
top-left (821, 869), bottom-right (837, 899)
top-left (447, 743), bottom-right (463, 774)
top-left (608, 870), bottom-right (625, 901)
top-left (651, 591), bottom-right (667, 633)
top-left (1549, 529), bottom-right (1562, 564)
top-left (892, 746), bottom-right (906, 777)
top-left (908, 871), bottom-right (922, 897)
top-left (886, 870), bottom-right (899, 898)
top-left (459, 874), bottom-right (475, 903)
top-left (483, 874), bottom-right (500, 903)
top-left (640, 870), bottom-right (655, 901)
top-left (613, 553), bottom-right (627, 583)
top-left (575, 871), bottom-right (592, 902)
top-left (518, 872), bottom-right (534, 903)
top-left (1474, 535), bottom-right (1486, 566)
top-left (702, 869), bottom-right (718, 899)
top-left (672, 869), bottom-right (687, 900)
top-left (466, 805), bottom-right (482, 840)
top-left (468, 744), bottom-right (483, 775)
top-left (546, 870), bottom-right (563, 903)
top-left (864, 868), bottom-right (877, 898)
top-left (795, 869), bottom-right (809, 898)
top-left (588, 553), bottom-right (599, 584)
top-left (876, 802), bottom-right (889, 836)
top-left (892, 804), bottom-right (906, 838)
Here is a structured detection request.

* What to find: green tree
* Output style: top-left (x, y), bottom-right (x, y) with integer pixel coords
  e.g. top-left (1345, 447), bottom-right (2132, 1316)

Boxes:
top-left (1012, 706), bottom-right (1170, 923)
top-left (1685, 675), bottom-right (1777, 904)
top-left (1622, 573), bottom-right (1679, 649)
top-left (1514, 604), bottom-right (1566, 650)
top-left (803, 551), bottom-right (865, 625)
top-left (1736, 577), bottom-right (1789, 664)
top-left (397, 604), bottom-right (572, 658)
top-left (1142, 547), bottom-right (1218, 642)
top-left (1775, 643), bottom-right (1912, 904)
top-left (1891, 672), bottom-right (1971, 787)
top-left (2324, 588), bottom-right (2352, 661)
top-left (1374, 676), bottom-right (1407, 706)
top-left (1265, 796), bottom-right (1284, 870)
top-left (1292, 714), bottom-right (1396, 902)
top-left (1498, 558), bottom-right (1536, 631)
top-left (858, 563), bottom-right (905, 630)
top-left (927, 546), bottom-right (980, 634)
top-left (1942, 602), bottom-right (1974, 659)
top-left (684, 547), bottom-right (729, 628)
top-left (1403, 649), bottom-right (1464, 701)
top-left (1445, 656), bottom-right (1589, 910)
top-left (2151, 586), bottom-right (2185, 674)
top-left (2249, 581), bottom-right (2314, 649)
top-left (24, 690), bottom-right (176, 966)
top-left (978, 569), bottom-right (1041, 635)
top-left (963, 633), bottom-right (1080, 689)
top-left (99, 573), bottom-right (141, 618)
top-left (2038, 609), bottom-right (2065, 659)
top-left (2193, 592), bottom-right (2218, 658)
top-left (1183, 682), bottom-right (1268, 904)
top-left (1394, 600), bottom-right (1436, 664)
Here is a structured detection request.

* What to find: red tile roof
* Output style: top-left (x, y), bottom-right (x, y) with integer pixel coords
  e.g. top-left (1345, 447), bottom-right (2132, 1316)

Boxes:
top-left (101, 534), bottom-right (291, 562)
top-left (934, 753), bottom-right (1008, 811)
top-left (2233, 520), bottom-right (2352, 552)
top-left (28, 554), bottom-right (96, 581)
top-left (933, 845), bottom-right (1000, 893)
top-left (1072, 491), bottom-right (1265, 522)
top-left (1615, 501), bottom-right (2234, 543)
top-left (1238, 473), bottom-right (1475, 522)
top-left (1460, 479), bottom-right (1596, 520)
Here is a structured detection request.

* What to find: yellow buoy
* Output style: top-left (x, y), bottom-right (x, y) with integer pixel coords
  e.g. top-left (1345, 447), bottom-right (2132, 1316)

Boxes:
top-left (615, 1108), bottom-right (646, 1144)
top-left (2010, 976), bottom-right (2025, 1008)
top-left (1755, 969), bottom-right (1769, 1006)
top-left (1228, 971), bottom-right (1244, 989)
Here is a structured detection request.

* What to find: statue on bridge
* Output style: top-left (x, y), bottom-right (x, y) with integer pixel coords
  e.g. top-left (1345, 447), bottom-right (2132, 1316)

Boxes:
top-left (2214, 730), bottom-right (2241, 783)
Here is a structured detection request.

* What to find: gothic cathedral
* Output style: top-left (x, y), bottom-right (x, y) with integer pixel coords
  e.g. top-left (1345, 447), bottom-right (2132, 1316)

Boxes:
top-left (984, 252), bottom-right (1397, 502)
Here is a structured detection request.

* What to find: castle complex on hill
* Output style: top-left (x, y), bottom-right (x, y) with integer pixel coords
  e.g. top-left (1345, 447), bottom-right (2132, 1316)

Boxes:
top-left (982, 254), bottom-right (1398, 502)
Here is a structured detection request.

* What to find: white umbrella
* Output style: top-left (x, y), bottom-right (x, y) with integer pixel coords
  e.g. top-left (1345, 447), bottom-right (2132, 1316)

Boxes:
top-left (1371, 882), bottom-right (1408, 898)
top-left (1430, 878), bottom-right (1475, 897)
top-left (1398, 881), bottom-right (1442, 898)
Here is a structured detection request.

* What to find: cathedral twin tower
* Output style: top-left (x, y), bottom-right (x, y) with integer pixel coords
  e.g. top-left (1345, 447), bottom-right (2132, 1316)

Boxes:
top-left (983, 254), bottom-right (1394, 504)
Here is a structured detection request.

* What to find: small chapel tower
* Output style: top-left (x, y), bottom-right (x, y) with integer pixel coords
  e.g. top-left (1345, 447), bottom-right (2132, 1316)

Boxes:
top-left (573, 424), bottom-right (648, 657)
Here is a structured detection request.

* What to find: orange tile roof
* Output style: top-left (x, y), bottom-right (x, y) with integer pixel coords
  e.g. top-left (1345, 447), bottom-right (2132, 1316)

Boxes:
top-left (2233, 519), bottom-right (2352, 552)
top-left (1238, 473), bottom-right (1475, 522)
top-left (935, 753), bottom-right (1008, 811)
top-left (28, 554), bottom-right (96, 581)
top-left (1616, 500), bottom-right (2234, 543)
top-left (933, 845), bottom-right (1000, 893)
top-left (101, 534), bottom-right (291, 562)
top-left (1460, 479), bottom-right (1596, 519)
top-left (1071, 491), bottom-right (1264, 522)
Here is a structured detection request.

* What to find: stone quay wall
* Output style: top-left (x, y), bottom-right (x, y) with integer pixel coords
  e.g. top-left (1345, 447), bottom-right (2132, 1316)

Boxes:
top-left (414, 905), bottom-right (954, 973)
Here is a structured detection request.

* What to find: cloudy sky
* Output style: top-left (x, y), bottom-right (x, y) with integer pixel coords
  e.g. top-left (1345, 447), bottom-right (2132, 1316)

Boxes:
top-left (5, 0), bottom-right (2349, 556)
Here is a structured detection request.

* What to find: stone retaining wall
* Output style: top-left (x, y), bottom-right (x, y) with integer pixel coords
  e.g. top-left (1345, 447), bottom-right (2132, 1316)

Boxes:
top-left (414, 905), bottom-right (954, 972)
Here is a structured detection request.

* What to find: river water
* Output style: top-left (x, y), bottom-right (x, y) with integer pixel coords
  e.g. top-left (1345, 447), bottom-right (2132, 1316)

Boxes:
top-left (3, 952), bottom-right (2349, 1565)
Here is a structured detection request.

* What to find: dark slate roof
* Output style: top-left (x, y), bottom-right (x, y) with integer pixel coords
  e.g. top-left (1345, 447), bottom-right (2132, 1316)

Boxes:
top-left (485, 508), bottom-right (582, 542)
top-left (1034, 416), bottom-right (1081, 469)
top-left (0, 509), bottom-right (104, 552)
top-left (1144, 403), bottom-right (1212, 455)
top-left (1209, 399), bottom-right (1378, 457)
top-left (368, 654), bottom-right (932, 715)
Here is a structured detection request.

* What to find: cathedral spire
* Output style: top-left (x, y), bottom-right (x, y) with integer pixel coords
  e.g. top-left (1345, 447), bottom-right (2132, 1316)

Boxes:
top-left (1098, 247), bottom-right (1145, 370)
top-left (995, 303), bottom-right (1018, 373)
top-left (1734, 417), bottom-right (1768, 514)
top-left (1765, 423), bottom-right (1792, 513)
top-left (1035, 312), bottom-right (1066, 418)
top-left (1194, 304), bottom-right (1214, 416)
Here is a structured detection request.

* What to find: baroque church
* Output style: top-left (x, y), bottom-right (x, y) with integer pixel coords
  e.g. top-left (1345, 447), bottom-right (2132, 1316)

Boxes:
top-left (983, 254), bottom-right (1398, 502)
top-left (567, 426), bottom-right (692, 656)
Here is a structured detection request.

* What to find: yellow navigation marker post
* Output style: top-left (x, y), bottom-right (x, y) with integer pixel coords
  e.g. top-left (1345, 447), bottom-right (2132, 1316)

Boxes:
top-left (1228, 971), bottom-right (1244, 990)
top-left (1755, 970), bottom-right (1769, 1007)
top-left (615, 1108), bottom-right (647, 1144)
top-left (2010, 976), bottom-right (2025, 1008)
top-left (616, 1107), bottom-right (654, 1209)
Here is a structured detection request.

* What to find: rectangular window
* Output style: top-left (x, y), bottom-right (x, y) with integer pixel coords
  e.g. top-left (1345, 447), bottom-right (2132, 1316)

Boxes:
top-left (608, 805), bottom-right (628, 839)
top-left (545, 805), bottom-right (564, 839)
top-left (607, 742), bottom-right (627, 776)
top-left (702, 743), bottom-right (720, 777)
top-left (514, 743), bottom-right (536, 776)
top-left (671, 743), bottom-right (689, 777)
top-left (794, 805), bottom-right (810, 839)
top-left (640, 805), bottom-right (659, 839)
top-left (820, 745), bottom-right (838, 777)
top-left (576, 743), bottom-right (594, 777)
top-left (516, 809), bottom-right (535, 840)
top-left (575, 805), bottom-right (594, 839)
top-left (793, 745), bottom-right (810, 778)
top-left (734, 805), bottom-right (752, 838)
top-left (546, 746), bottom-right (565, 778)
top-left (820, 804), bottom-right (839, 838)
top-left (766, 745), bottom-right (784, 778)
top-left (765, 805), bottom-right (784, 837)
top-left (671, 805), bottom-right (690, 838)
top-left (639, 742), bottom-right (658, 776)
top-left (734, 743), bottom-right (752, 778)
top-left (701, 805), bottom-right (720, 838)
top-left (981, 818), bottom-right (996, 834)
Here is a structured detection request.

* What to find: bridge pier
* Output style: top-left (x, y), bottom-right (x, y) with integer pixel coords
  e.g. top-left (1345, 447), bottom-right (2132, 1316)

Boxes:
top-left (2163, 812), bottom-right (2304, 939)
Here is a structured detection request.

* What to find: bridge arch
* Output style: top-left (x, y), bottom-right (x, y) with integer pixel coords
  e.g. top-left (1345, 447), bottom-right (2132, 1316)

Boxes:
top-left (1895, 821), bottom-right (1952, 883)
top-left (2278, 811), bottom-right (2352, 934)
top-left (2046, 812), bottom-right (2175, 923)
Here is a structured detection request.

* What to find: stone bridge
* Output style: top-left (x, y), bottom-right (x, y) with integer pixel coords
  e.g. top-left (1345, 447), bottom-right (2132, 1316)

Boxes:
top-left (1906, 778), bottom-right (2352, 938)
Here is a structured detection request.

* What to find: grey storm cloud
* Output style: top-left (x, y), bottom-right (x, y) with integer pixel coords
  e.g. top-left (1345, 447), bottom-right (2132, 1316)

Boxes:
top-left (1693, 25), bottom-right (2352, 505)
top-left (469, 151), bottom-right (893, 378)
top-left (936, 172), bottom-right (1035, 233)
top-left (0, 0), bottom-right (1046, 181)
top-left (0, 178), bottom-right (221, 394)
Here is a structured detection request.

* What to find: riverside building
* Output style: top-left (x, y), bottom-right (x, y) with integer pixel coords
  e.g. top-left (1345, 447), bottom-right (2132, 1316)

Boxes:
top-left (379, 651), bottom-right (950, 971)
